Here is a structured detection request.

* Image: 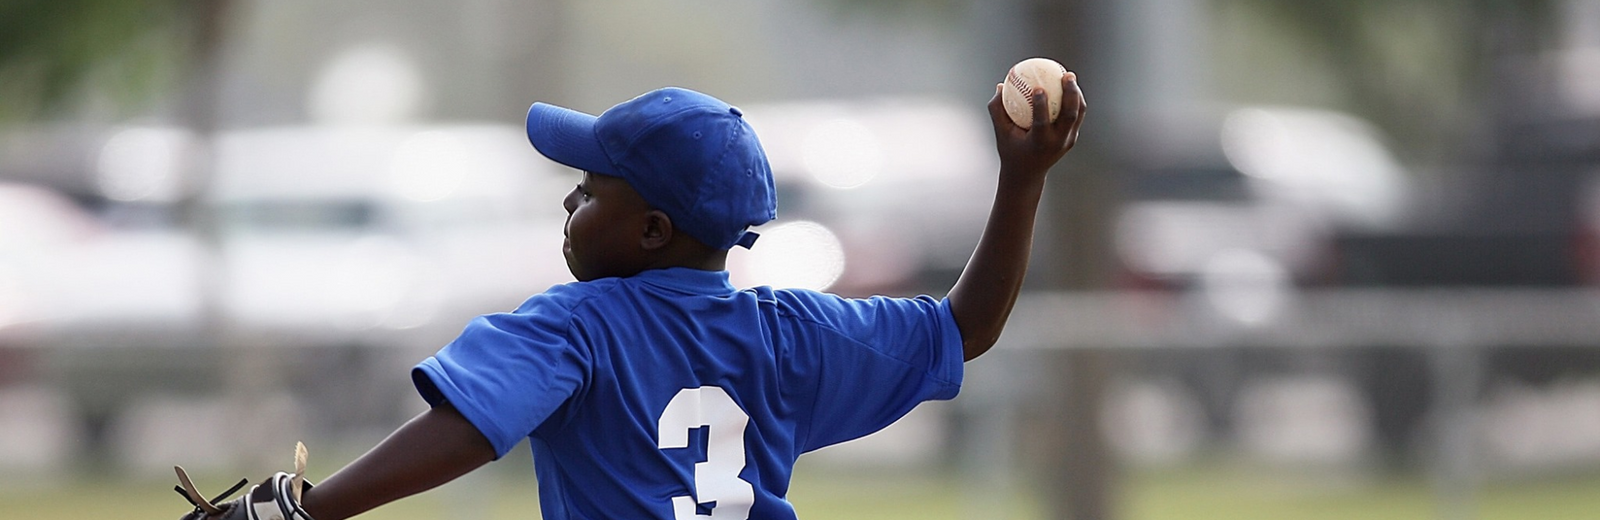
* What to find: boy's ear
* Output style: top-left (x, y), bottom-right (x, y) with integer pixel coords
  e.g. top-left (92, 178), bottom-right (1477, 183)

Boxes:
top-left (641, 210), bottom-right (673, 250)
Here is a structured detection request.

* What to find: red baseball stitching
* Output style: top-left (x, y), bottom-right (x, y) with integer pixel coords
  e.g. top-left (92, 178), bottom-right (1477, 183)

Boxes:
top-left (1007, 69), bottom-right (1036, 113)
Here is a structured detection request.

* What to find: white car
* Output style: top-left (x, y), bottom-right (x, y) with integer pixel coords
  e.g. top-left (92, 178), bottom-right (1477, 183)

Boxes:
top-left (0, 182), bottom-right (203, 345)
top-left (209, 124), bottom-right (574, 346)
top-left (0, 122), bottom-right (576, 350)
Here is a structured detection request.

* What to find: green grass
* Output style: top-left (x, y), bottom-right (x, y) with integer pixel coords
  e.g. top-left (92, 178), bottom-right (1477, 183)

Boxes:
top-left (1121, 464), bottom-right (1600, 520)
top-left (2, 463), bottom-right (1598, 519)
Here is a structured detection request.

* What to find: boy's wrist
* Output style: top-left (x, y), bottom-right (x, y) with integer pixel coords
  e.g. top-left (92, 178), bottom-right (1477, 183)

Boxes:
top-left (996, 166), bottom-right (1051, 191)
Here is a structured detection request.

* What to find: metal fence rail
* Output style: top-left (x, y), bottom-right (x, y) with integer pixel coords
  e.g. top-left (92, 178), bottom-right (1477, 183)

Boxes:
top-left (1002, 288), bottom-right (1600, 349)
top-left (964, 288), bottom-right (1600, 520)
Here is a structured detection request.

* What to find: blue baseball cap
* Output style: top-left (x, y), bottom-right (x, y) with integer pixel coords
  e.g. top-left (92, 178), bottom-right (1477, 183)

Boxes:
top-left (525, 87), bottom-right (777, 250)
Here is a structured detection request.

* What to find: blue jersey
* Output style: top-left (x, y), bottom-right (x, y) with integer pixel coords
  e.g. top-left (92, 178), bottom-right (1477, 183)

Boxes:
top-left (412, 267), bottom-right (964, 520)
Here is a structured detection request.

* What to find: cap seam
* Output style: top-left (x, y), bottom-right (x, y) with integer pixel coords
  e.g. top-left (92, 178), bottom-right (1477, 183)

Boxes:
top-left (591, 122), bottom-right (618, 176)
top-left (700, 112), bottom-right (744, 244)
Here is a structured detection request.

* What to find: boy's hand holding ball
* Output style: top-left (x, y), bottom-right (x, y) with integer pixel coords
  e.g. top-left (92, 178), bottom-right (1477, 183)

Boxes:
top-left (990, 57), bottom-right (1084, 177)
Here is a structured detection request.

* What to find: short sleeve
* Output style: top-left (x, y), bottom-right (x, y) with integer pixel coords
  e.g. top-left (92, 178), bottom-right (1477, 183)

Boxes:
top-left (784, 293), bottom-right (964, 451)
top-left (412, 291), bottom-right (592, 458)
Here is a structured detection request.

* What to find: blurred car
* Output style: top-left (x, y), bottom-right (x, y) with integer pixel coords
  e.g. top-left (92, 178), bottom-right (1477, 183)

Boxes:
top-left (1107, 106), bottom-right (1417, 450)
top-left (1, 123), bottom-right (579, 453)
top-left (0, 182), bottom-right (203, 346)
top-left (209, 124), bottom-right (574, 346)
top-left (0, 122), bottom-right (576, 350)
top-left (1114, 106), bottom-right (1412, 306)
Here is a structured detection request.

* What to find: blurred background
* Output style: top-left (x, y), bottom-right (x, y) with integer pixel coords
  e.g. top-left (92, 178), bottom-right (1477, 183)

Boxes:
top-left (2, 0), bottom-right (1599, 519)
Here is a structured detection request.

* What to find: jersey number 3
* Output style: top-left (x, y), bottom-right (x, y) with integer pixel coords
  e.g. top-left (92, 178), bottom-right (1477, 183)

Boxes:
top-left (657, 386), bottom-right (755, 520)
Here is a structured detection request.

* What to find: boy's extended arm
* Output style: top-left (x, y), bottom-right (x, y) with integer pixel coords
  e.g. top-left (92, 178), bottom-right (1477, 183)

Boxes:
top-left (948, 73), bottom-right (1084, 362)
top-left (298, 401), bottom-right (495, 520)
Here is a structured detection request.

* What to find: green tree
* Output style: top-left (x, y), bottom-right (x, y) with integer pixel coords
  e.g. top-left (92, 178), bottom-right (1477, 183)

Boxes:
top-left (0, 0), bottom-right (210, 123)
top-left (1231, 0), bottom-right (1558, 162)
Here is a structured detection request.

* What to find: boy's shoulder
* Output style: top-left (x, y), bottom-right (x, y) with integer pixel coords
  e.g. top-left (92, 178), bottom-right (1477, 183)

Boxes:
top-left (515, 274), bottom-right (944, 326)
top-left (526, 276), bottom-right (843, 316)
top-left (512, 271), bottom-right (723, 315)
top-left (764, 287), bottom-right (948, 326)
top-left (511, 278), bottom-right (627, 315)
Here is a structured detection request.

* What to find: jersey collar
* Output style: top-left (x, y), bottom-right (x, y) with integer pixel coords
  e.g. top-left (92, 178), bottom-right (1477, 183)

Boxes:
top-left (631, 267), bottom-right (738, 295)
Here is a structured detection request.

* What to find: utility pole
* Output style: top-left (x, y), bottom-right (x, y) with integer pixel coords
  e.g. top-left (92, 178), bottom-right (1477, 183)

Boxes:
top-left (1028, 0), bottom-right (1122, 519)
top-left (172, 0), bottom-right (230, 354)
top-left (172, 0), bottom-right (281, 472)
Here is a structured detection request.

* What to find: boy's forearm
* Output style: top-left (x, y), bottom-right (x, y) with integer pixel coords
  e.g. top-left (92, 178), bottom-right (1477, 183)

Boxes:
top-left (300, 402), bottom-right (495, 520)
top-left (951, 73), bottom-right (1083, 362)
top-left (948, 169), bottom-right (1048, 361)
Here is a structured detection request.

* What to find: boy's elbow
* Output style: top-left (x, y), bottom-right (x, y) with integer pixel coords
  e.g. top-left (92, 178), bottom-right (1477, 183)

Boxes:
top-left (952, 309), bottom-right (1006, 362)
top-left (961, 335), bottom-right (999, 362)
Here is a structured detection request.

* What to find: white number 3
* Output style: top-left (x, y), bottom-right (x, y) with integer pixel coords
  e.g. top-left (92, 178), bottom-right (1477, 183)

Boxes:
top-left (657, 386), bottom-right (755, 520)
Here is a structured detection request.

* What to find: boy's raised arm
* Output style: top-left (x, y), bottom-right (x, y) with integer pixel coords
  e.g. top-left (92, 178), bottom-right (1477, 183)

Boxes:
top-left (948, 72), bottom-right (1084, 362)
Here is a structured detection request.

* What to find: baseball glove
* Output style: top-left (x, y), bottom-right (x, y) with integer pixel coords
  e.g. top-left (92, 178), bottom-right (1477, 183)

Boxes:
top-left (174, 442), bottom-right (315, 520)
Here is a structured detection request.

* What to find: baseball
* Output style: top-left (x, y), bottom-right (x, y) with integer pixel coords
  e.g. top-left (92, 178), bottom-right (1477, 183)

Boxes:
top-left (1001, 57), bottom-right (1068, 128)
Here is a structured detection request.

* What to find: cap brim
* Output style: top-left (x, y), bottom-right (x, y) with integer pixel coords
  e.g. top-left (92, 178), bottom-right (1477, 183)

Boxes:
top-left (526, 103), bottom-right (614, 175)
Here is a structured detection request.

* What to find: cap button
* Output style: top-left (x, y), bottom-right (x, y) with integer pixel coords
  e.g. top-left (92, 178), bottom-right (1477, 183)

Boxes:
top-left (728, 106), bottom-right (743, 117)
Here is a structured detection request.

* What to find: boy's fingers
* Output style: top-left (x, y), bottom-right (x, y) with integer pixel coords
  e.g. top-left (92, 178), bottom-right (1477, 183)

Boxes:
top-left (1056, 72), bottom-right (1083, 132)
top-left (1066, 116), bottom-right (1082, 149)
top-left (1029, 88), bottom-right (1050, 132)
top-left (987, 83), bottom-right (1009, 125)
top-left (1070, 80), bottom-right (1086, 127)
top-left (1072, 73), bottom-right (1086, 118)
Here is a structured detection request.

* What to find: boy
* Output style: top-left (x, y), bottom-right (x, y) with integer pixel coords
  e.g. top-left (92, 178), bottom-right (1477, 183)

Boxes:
top-left (180, 74), bottom-right (1083, 520)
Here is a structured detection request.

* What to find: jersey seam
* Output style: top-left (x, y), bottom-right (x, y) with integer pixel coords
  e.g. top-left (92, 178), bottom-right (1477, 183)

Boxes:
top-left (537, 280), bottom-right (628, 435)
top-left (779, 305), bottom-right (957, 450)
top-left (779, 302), bottom-right (960, 386)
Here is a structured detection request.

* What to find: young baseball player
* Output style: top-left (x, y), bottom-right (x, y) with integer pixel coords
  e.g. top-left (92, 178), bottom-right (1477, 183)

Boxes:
top-left (178, 74), bottom-right (1083, 520)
